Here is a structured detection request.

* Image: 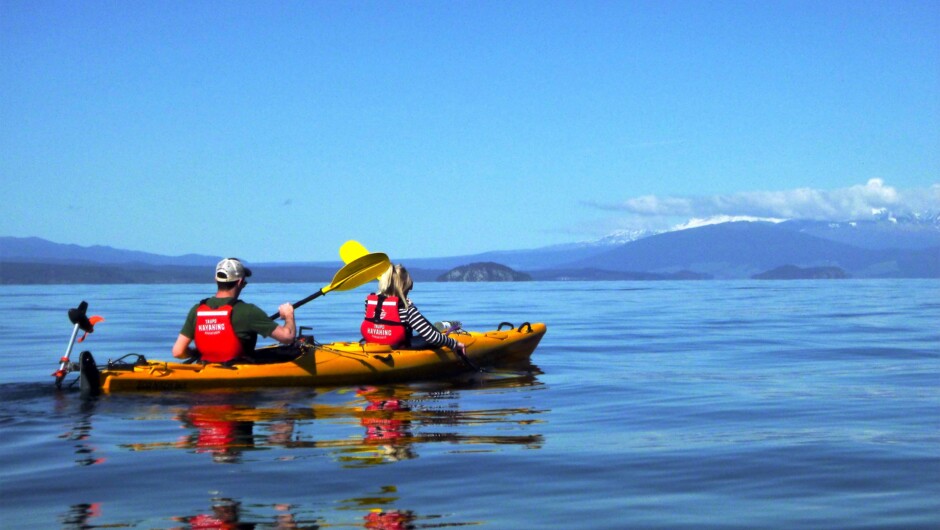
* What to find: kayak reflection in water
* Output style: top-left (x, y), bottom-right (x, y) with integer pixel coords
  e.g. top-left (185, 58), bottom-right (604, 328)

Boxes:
top-left (358, 386), bottom-right (416, 463)
top-left (123, 387), bottom-right (542, 466)
top-left (177, 405), bottom-right (255, 464)
top-left (364, 508), bottom-right (416, 530)
top-left (173, 498), bottom-right (311, 530)
top-left (179, 498), bottom-right (243, 530)
top-left (174, 403), bottom-right (300, 464)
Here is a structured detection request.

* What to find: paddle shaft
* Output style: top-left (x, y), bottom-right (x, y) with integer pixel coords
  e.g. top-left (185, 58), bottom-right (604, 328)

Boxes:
top-left (455, 346), bottom-right (483, 372)
top-left (268, 288), bottom-right (325, 319)
top-left (263, 251), bottom-right (390, 320)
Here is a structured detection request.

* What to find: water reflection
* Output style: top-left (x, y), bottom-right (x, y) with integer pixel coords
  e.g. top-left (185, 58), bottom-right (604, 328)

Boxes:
top-left (59, 493), bottom-right (470, 529)
top-left (57, 397), bottom-right (106, 466)
top-left (49, 366), bottom-right (543, 528)
top-left (327, 384), bottom-right (545, 467)
top-left (170, 497), bottom-right (312, 529)
top-left (177, 405), bottom-right (259, 464)
top-left (172, 497), bottom-right (246, 529)
top-left (338, 486), bottom-right (452, 529)
top-left (363, 509), bottom-right (414, 529)
top-left (355, 387), bottom-right (417, 463)
top-left (121, 366), bottom-right (545, 467)
top-left (60, 503), bottom-right (103, 529)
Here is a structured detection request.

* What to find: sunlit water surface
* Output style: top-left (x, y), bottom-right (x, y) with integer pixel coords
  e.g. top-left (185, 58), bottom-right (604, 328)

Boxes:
top-left (0, 280), bottom-right (938, 529)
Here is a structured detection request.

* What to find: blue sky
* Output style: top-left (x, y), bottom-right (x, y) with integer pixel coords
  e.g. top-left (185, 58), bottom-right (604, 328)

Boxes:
top-left (2, 1), bottom-right (937, 263)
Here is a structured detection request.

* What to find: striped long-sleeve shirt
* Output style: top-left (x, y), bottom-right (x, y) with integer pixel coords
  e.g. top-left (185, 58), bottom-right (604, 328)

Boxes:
top-left (400, 303), bottom-right (460, 351)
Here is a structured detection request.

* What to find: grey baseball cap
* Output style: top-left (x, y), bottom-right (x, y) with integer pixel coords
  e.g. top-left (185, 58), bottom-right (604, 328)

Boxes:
top-left (215, 257), bottom-right (252, 282)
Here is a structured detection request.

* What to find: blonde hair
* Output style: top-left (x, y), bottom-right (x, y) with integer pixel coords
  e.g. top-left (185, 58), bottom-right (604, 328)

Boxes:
top-left (377, 264), bottom-right (413, 309)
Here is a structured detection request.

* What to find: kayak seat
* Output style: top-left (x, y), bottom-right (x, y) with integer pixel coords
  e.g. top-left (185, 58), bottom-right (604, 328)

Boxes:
top-left (245, 343), bottom-right (306, 364)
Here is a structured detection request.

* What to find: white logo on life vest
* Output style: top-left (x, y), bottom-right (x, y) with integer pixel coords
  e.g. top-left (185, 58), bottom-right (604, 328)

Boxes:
top-left (371, 325), bottom-right (392, 337)
top-left (197, 317), bottom-right (228, 335)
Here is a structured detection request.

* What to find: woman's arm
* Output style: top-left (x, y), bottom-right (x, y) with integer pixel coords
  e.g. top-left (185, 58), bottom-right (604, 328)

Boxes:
top-left (403, 304), bottom-right (461, 350)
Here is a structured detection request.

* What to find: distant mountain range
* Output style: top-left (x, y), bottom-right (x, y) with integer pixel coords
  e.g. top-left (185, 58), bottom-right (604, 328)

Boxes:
top-left (2, 212), bottom-right (938, 283)
top-left (0, 237), bottom-right (340, 284)
top-left (0, 236), bottom-right (222, 266)
top-left (401, 213), bottom-right (940, 279)
top-left (563, 221), bottom-right (939, 279)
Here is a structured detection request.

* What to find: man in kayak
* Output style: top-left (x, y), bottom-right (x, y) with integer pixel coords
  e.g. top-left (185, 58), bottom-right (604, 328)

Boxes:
top-left (361, 263), bottom-right (467, 356)
top-left (172, 258), bottom-right (296, 363)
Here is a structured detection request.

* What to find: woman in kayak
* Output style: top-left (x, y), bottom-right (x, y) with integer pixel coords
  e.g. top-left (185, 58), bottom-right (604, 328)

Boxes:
top-left (361, 264), bottom-right (467, 356)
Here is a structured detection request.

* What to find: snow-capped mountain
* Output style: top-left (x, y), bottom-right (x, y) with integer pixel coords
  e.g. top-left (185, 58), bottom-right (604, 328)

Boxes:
top-left (540, 228), bottom-right (658, 251)
top-left (781, 210), bottom-right (940, 250)
top-left (671, 215), bottom-right (786, 231)
top-left (577, 210), bottom-right (940, 252)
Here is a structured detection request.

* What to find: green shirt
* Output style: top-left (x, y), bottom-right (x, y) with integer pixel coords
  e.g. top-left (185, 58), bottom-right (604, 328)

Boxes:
top-left (180, 297), bottom-right (278, 353)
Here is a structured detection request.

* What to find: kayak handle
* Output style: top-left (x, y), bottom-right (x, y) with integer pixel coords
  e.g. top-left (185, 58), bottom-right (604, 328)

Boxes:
top-left (497, 322), bottom-right (534, 332)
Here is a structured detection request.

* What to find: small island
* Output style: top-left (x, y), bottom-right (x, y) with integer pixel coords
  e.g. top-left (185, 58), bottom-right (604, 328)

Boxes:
top-left (752, 265), bottom-right (848, 280)
top-left (437, 262), bottom-right (532, 282)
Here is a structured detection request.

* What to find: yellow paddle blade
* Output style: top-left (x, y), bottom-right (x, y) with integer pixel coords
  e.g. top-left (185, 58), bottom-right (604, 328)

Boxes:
top-left (270, 252), bottom-right (393, 319)
top-left (339, 240), bottom-right (386, 281)
top-left (339, 240), bottom-right (370, 264)
top-left (323, 252), bottom-right (391, 294)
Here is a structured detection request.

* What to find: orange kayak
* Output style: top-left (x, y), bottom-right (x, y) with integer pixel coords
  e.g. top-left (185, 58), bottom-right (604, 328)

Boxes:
top-left (79, 322), bottom-right (546, 393)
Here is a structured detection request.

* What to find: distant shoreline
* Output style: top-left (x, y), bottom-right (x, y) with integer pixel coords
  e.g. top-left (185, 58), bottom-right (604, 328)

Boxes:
top-left (2, 261), bottom-right (935, 285)
top-left (0, 261), bottom-right (450, 285)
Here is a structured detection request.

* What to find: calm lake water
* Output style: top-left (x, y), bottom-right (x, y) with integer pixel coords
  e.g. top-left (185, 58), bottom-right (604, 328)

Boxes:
top-left (1, 280), bottom-right (938, 529)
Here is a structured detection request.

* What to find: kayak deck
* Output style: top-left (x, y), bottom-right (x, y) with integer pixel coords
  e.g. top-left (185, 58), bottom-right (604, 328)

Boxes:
top-left (94, 322), bottom-right (546, 393)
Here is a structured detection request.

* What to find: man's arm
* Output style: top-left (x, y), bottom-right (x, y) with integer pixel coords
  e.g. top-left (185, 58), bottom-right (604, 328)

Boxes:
top-left (172, 334), bottom-right (194, 359)
top-left (269, 303), bottom-right (296, 344)
top-left (174, 305), bottom-right (198, 358)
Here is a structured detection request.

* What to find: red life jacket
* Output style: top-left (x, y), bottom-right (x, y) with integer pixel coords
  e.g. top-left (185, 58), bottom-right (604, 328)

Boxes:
top-left (361, 294), bottom-right (408, 346)
top-left (194, 299), bottom-right (243, 363)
